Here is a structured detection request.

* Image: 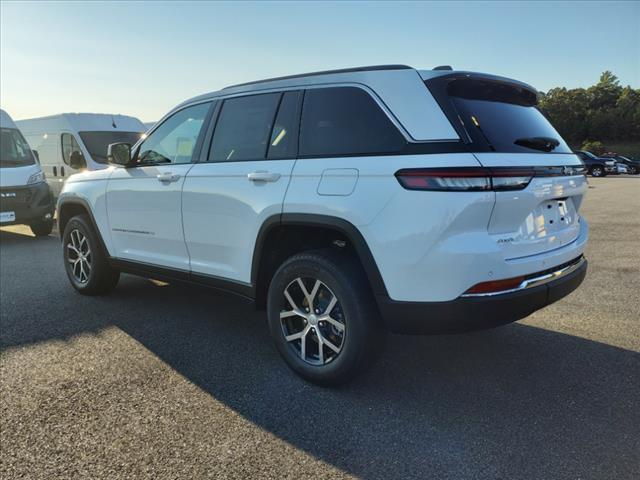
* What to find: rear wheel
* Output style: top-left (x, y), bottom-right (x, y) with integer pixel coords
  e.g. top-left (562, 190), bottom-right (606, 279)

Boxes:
top-left (267, 249), bottom-right (384, 386)
top-left (590, 166), bottom-right (605, 177)
top-left (628, 165), bottom-right (638, 175)
top-left (62, 214), bottom-right (119, 295)
top-left (30, 219), bottom-right (53, 237)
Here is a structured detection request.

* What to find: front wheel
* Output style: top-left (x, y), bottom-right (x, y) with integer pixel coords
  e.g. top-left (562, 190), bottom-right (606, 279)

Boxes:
top-left (590, 166), bottom-right (605, 177)
top-left (62, 214), bottom-right (120, 295)
top-left (628, 166), bottom-right (638, 175)
top-left (30, 219), bottom-right (53, 237)
top-left (267, 249), bottom-right (384, 386)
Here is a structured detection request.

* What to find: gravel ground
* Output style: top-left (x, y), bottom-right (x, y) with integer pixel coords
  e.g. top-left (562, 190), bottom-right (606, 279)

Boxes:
top-left (1, 176), bottom-right (639, 479)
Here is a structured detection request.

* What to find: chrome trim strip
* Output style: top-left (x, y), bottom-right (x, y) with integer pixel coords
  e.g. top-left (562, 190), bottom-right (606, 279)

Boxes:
top-left (461, 256), bottom-right (586, 298)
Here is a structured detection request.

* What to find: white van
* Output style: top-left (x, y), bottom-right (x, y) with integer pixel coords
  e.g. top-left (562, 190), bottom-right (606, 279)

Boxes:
top-left (17, 113), bottom-right (145, 197)
top-left (0, 109), bottom-right (54, 236)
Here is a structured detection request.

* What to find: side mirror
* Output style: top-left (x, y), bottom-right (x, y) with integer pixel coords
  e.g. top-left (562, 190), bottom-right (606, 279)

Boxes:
top-left (107, 142), bottom-right (132, 166)
top-left (32, 150), bottom-right (40, 163)
top-left (69, 150), bottom-right (86, 170)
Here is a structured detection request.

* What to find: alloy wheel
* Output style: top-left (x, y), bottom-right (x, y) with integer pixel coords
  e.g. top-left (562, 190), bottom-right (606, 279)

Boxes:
top-left (67, 229), bottom-right (92, 284)
top-left (280, 277), bottom-right (346, 365)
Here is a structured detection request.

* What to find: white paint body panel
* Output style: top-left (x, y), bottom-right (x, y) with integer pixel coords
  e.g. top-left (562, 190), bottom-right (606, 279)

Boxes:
top-left (58, 168), bottom-right (113, 253)
top-left (0, 163), bottom-right (41, 188)
top-left (0, 109), bottom-right (18, 129)
top-left (182, 160), bottom-right (295, 282)
top-left (106, 165), bottom-right (193, 270)
top-left (284, 150), bottom-right (588, 301)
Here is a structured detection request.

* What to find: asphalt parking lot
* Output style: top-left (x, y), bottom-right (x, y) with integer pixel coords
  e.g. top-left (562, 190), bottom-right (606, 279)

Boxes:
top-left (1, 177), bottom-right (639, 480)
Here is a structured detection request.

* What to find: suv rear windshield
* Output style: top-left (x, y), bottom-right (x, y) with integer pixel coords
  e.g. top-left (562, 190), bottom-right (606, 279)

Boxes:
top-left (1, 128), bottom-right (35, 167)
top-left (438, 78), bottom-right (571, 154)
top-left (79, 131), bottom-right (144, 163)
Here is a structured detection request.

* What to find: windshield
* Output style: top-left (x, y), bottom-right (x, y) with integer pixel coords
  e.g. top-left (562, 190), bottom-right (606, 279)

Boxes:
top-left (78, 131), bottom-right (144, 163)
top-left (446, 79), bottom-right (572, 154)
top-left (0, 128), bottom-right (35, 167)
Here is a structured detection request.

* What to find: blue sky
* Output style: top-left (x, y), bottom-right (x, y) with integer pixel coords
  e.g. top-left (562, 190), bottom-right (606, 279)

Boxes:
top-left (1, 1), bottom-right (638, 122)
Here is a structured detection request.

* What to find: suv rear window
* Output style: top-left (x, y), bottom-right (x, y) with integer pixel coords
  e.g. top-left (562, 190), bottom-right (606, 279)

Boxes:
top-left (443, 79), bottom-right (571, 154)
top-left (299, 87), bottom-right (405, 157)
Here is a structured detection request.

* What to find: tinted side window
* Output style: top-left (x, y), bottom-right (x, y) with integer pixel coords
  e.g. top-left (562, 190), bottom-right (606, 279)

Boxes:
top-left (299, 87), bottom-right (405, 157)
top-left (268, 91), bottom-right (301, 159)
top-left (137, 102), bottom-right (211, 165)
top-left (210, 93), bottom-right (280, 162)
top-left (61, 133), bottom-right (82, 166)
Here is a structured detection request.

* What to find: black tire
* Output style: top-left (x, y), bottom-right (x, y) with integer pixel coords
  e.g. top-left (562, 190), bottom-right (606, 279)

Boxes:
top-left (62, 214), bottom-right (119, 295)
top-left (628, 166), bottom-right (638, 175)
top-left (30, 219), bottom-right (53, 237)
top-left (590, 166), bottom-right (605, 177)
top-left (267, 249), bottom-right (385, 386)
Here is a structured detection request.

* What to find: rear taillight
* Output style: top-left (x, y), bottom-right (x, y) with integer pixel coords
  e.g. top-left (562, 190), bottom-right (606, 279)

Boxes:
top-left (395, 167), bottom-right (532, 192)
top-left (395, 165), bottom-right (585, 192)
top-left (395, 168), bottom-right (491, 191)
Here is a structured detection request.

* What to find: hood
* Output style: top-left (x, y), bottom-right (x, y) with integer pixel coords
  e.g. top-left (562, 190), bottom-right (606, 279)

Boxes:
top-left (0, 163), bottom-right (42, 188)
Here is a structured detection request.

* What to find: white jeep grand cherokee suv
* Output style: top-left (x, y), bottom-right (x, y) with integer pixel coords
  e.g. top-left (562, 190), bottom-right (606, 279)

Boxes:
top-left (58, 65), bottom-right (588, 385)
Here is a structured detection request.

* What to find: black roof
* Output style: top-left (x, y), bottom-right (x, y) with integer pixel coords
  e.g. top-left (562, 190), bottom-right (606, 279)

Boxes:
top-left (223, 64), bottom-right (413, 90)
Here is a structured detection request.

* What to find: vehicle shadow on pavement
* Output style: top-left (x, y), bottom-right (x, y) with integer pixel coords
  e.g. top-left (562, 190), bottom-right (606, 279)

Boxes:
top-left (106, 277), bottom-right (640, 479)
top-left (1, 229), bottom-right (638, 479)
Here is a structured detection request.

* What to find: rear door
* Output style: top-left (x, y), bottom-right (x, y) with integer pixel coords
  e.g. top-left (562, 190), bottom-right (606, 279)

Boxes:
top-left (106, 102), bottom-right (211, 270)
top-left (182, 91), bottom-right (301, 283)
top-left (433, 77), bottom-right (587, 260)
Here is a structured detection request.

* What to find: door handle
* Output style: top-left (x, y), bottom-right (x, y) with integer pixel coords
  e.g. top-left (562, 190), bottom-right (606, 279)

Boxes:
top-left (157, 172), bottom-right (181, 183)
top-left (247, 171), bottom-right (281, 183)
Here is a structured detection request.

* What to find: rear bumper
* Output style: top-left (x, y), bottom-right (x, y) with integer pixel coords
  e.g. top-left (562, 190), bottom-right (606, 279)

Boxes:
top-left (377, 256), bottom-right (587, 334)
top-left (0, 182), bottom-right (54, 226)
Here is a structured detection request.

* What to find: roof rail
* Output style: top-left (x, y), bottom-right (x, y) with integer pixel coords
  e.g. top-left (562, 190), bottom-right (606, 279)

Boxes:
top-left (223, 64), bottom-right (414, 90)
top-left (433, 65), bottom-right (453, 71)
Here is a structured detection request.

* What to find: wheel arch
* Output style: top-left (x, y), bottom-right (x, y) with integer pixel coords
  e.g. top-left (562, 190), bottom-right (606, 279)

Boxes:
top-left (251, 213), bottom-right (388, 309)
top-left (57, 198), bottom-right (109, 254)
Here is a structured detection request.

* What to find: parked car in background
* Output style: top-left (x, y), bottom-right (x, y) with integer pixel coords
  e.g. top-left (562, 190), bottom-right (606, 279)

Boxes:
top-left (574, 150), bottom-right (617, 177)
top-left (613, 162), bottom-right (628, 175)
top-left (603, 154), bottom-right (640, 175)
top-left (17, 114), bottom-right (146, 198)
top-left (56, 65), bottom-right (589, 385)
top-left (0, 109), bottom-right (54, 236)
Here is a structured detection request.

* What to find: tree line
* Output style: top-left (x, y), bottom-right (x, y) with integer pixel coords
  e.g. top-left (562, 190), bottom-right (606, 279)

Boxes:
top-left (538, 71), bottom-right (640, 155)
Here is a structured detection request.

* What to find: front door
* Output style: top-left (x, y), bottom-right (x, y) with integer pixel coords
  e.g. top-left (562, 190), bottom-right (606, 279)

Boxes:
top-left (106, 102), bottom-right (212, 270)
top-left (182, 91), bottom-right (301, 284)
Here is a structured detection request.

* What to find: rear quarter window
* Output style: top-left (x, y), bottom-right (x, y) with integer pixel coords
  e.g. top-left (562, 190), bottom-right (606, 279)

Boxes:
top-left (299, 87), bottom-right (405, 157)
